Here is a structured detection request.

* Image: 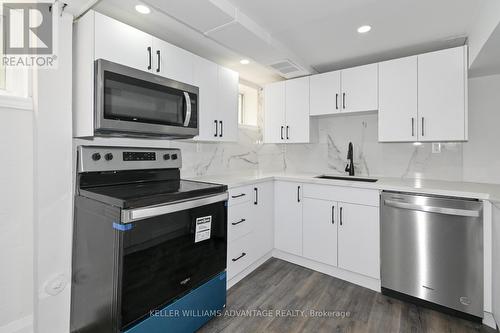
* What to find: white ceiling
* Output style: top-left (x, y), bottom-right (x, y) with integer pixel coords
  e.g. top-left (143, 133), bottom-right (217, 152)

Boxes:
top-left (69, 0), bottom-right (489, 84)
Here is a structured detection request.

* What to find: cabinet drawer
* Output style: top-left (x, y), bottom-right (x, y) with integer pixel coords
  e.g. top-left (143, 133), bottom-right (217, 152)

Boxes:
top-left (228, 203), bottom-right (253, 242)
top-left (227, 233), bottom-right (254, 280)
top-left (228, 185), bottom-right (254, 206)
top-left (303, 184), bottom-right (379, 206)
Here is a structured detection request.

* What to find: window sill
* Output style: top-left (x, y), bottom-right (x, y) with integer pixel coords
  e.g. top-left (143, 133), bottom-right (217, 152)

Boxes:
top-left (0, 94), bottom-right (33, 111)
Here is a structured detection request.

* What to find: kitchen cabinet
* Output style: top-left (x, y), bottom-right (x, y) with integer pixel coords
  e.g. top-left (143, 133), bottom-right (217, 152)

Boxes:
top-left (274, 181), bottom-right (303, 255)
top-left (264, 77), bottom-right (310, 143)
top-left (303, 198), bottom-right (338, 266)
top-left (193, 56), bottom-right (219, 141)
top-left (340, 63), bottom-right (378, 113)
top-left (310, 71), bottom-right (341, 116)
top-left (152, 37), bottom-right (194, 84)
top-left (378, 46), bottom-right (467, 142)
top-left (378, 56), bottom-right (418, 142)
top-left (252, 182), bottom-right (274, 259)
top-left (94, 12), bottom-right (153, 72)
top-left (217, 66), bottom-right (239, 142)
top-left (337, 202), bottom-right (380, 279)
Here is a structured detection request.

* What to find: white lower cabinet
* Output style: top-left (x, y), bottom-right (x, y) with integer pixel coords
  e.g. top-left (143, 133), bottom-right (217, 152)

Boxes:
top-left (274, 181), bottom-right (303, 256)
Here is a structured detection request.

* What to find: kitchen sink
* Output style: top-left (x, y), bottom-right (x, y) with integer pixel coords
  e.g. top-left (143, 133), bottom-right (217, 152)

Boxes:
top-left (316, 175), bottom-right (378, 183)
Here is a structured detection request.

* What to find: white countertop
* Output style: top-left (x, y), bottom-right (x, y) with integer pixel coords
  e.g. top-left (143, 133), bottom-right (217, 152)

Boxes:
top-left (189, 172), bottom-right (500, 201)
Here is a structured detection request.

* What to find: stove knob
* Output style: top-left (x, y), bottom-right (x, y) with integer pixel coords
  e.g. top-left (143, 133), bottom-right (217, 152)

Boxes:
top-left (104, 153), bottom-right (113, 161)
top-left (163, 154), bottom-right (170, 160)
top-left (91, 153), bottom-right (101, 161)
top-left (171, 154), bottom-right (178, 160)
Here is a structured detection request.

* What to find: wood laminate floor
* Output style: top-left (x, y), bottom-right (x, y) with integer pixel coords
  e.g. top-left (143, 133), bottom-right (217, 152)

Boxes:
top-left (199, 258), bottom-right (496, 333)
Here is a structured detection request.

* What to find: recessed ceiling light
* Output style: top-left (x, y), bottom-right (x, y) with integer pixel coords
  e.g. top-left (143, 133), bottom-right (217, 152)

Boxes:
top-left (357, 25), bottom-right (372, 34)
top-left (135, 4), bottom-right (151, 14)
top-left (240, 59), bottom-right (250, 65)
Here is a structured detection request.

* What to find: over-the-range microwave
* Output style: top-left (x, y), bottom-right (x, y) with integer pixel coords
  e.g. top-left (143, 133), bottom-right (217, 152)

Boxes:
top-left (94, 59), bottom-right (199, 138)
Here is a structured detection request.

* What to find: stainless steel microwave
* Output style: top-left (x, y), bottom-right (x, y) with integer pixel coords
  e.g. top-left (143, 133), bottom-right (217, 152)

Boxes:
top-left (94, 59), bottom-right (199, 138)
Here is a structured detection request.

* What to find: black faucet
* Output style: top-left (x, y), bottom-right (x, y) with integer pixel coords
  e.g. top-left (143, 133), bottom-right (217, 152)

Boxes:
top-left (345, 142), bottom-right (355, 176)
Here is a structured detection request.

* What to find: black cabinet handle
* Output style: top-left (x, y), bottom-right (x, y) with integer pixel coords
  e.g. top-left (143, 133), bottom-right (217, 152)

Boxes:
top-left (280, 126), bottom-right (284, 140)
top-left (336, 93), bottom-right (339, 110)
top-left (231, 218), bottom-right (246, 226)
top-left (421, 117), bottom-right (425, 136)
top-left (231, 193), bottom-right (246, 198)
top-left (286, 126), bottom-right (290, 140)
top-left (147, 46), bottom-right (152, 70)
top-left (214, 120), bottom-right (218, 137)
top-left (254, 187), bottom-right (258, 205)
top-left (340, 207), bottom-right (343, 226)
top-left (232, 252), bottom-right (246, 262)
top-left (332, 206), bottom-right (335, 224)
top-left (411, 118), bottom-right (415, 137)
top-left (297, 186), bottom-right (301, 203)
top-left (219, 121), bottom-right (223, 137)
top-left (156, 50), bottom-right (161, 72)
top-left (342, 93), bottom-right (346, 109)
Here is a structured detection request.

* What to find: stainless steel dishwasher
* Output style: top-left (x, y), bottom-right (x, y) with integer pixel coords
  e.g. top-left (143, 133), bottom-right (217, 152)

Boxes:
top-left (380, 191), bottom-right (483, 320)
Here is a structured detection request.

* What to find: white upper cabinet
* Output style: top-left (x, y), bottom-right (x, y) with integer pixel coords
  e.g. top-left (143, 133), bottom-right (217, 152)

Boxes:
top-left (264, 81), bottom-right (286, 143)
top-left (94, 12), bottom-right (153, 71)
top-left (264, 78), bottom-right (309, 143)
top-left (341, 63), bottom-right (378, 113)
top-left (378, 56), bottom-right (418, 142)
top-left (418, 46), bottom-right (467, 142)
top-left (310, 71), bottom-right (341, 116)
top-left (152, 37), bottom-right (194, 85)
top-left (217, 66), bottom-right (239, 142)
top-left (193, 56), bottom-right (219, 141)
top-left (285, 77), bottom-right (310, 143)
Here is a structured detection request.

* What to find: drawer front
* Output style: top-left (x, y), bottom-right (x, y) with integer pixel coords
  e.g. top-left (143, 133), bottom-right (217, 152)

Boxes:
top-left (303, 184), bottom-right (379, 206)
top-left (228, 185), bottom-right (254, 206)
top-left (227, 233), bottom-right (254, 280)
top-left (228, 202), bottom-right (253, 242)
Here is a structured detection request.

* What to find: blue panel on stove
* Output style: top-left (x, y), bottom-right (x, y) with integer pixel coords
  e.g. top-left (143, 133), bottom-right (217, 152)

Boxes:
top-left (123, 272), bottom-right (226, 333)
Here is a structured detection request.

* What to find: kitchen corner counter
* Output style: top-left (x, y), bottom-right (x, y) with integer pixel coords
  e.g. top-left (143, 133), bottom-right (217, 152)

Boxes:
top-left (189, 172), bottom-right (500, 201)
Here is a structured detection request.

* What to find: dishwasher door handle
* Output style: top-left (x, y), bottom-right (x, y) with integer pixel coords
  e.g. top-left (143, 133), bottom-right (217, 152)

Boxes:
top-left (384, 199), bottom-right (480, 217)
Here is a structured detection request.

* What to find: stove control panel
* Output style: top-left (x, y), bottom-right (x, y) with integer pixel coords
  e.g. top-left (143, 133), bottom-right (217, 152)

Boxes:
top-left (77, 146), bottom-right (182, 173)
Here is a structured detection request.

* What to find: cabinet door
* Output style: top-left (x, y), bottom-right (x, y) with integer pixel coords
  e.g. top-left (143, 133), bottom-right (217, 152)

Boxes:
top-left (274, 182), bottom-right (303, 256)
top-left (153, 37), bottom-right (194, 84)
top-left (303, 198), bottom-right (338, 266)
top-left (264, 81), bottom-right (286, 143)
top-left (193, 56), bottom-right (219, 141)
top-left (418, 46), bottom-right (467, 141)
top-left (285, 76), bottom-right (310, 143)
top-left (94, 12), bottom-right (153, 71)
top-left (341, 63), bottom-right (378, 113)
top-left (338, 203), bottom-right (379, 279)
top-left (217, 66), bottom-right (239, 142)
top-left (252, 182), bottom-right (274, 259)
top-left (310, 71), bottom-right (341, 116)
top-left (378, 56), bottom-right (418, 142)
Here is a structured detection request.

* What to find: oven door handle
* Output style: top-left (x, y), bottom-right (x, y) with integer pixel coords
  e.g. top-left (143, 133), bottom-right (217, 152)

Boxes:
top-left (121, 192), bottom-right (228, 223)
top-left (183, 92), bottom-right (192, 127)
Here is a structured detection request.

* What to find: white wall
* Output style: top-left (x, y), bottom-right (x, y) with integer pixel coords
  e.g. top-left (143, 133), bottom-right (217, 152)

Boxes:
top-left (493, 203), bottom-right (500, 327)
top-left (0, 107), bottom-right (34, 333)
top-left (468, 0), bottom-right (500, 66)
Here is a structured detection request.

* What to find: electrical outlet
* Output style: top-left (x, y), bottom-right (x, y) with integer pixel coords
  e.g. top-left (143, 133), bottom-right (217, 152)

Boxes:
top-left (432, 143), bottom-right (442, 154)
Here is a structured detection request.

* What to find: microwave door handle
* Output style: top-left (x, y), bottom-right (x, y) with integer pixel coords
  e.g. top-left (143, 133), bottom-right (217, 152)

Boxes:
top-left (183, 92), bottom-right (192, 127)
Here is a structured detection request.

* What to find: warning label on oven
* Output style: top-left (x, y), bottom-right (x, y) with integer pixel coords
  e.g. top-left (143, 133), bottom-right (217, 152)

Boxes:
top-left (195, 216), bottom-right (212, 243)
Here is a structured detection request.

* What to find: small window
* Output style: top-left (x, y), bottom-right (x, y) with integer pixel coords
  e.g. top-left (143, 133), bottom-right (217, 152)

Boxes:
top-left (238, 83), bottom-right (258, 127)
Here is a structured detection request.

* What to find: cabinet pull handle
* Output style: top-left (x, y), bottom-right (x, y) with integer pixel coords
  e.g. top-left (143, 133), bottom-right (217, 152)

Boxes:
top-left (286, 126), bottom-right (290, 140)
top-left (219, 121), bottom-right (223, 137)
top-left (232, 218), bottom-right (246, 226)
top-left (340, 207), bottom-right (343, 226)
top-left (214, 120), bottom-right (218, 137)
top-left (297, 186), bottom-right (301, 203)
top-left (280, 126), bottom-right (284, 140)
top-left (332, 206), bottom-right (335, 224)
top-left (342, 93), bottom-right (346, 109)
top-left (421, 117), bottom-right (425, 136)
top-left (254, 187), bottom-right (258, 205)
top-left (411, 118), bottom-right (415, 137)
top-left (336, 93), bottom-right (339, 110)
top-left (231, 193), bottom-right (246, 198)
top-left (147, 46), bottom-right (152, 70)
top-left (232, 252), bottom-right (246, 262)
top-left (156, 50), bottom-right (160, 72)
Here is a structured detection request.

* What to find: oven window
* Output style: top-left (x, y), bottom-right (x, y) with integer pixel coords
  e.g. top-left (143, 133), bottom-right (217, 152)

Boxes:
top-left (103, 71), bottom-right (197, 128)
top-left (120, 201), bottom-right (226, 329)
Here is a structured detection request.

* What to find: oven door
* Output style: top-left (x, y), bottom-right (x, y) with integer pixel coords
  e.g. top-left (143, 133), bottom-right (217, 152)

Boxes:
top-left (118, 193), bottom-right (227, 330)
top-left (95, 59), bottom-right (198, 138)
